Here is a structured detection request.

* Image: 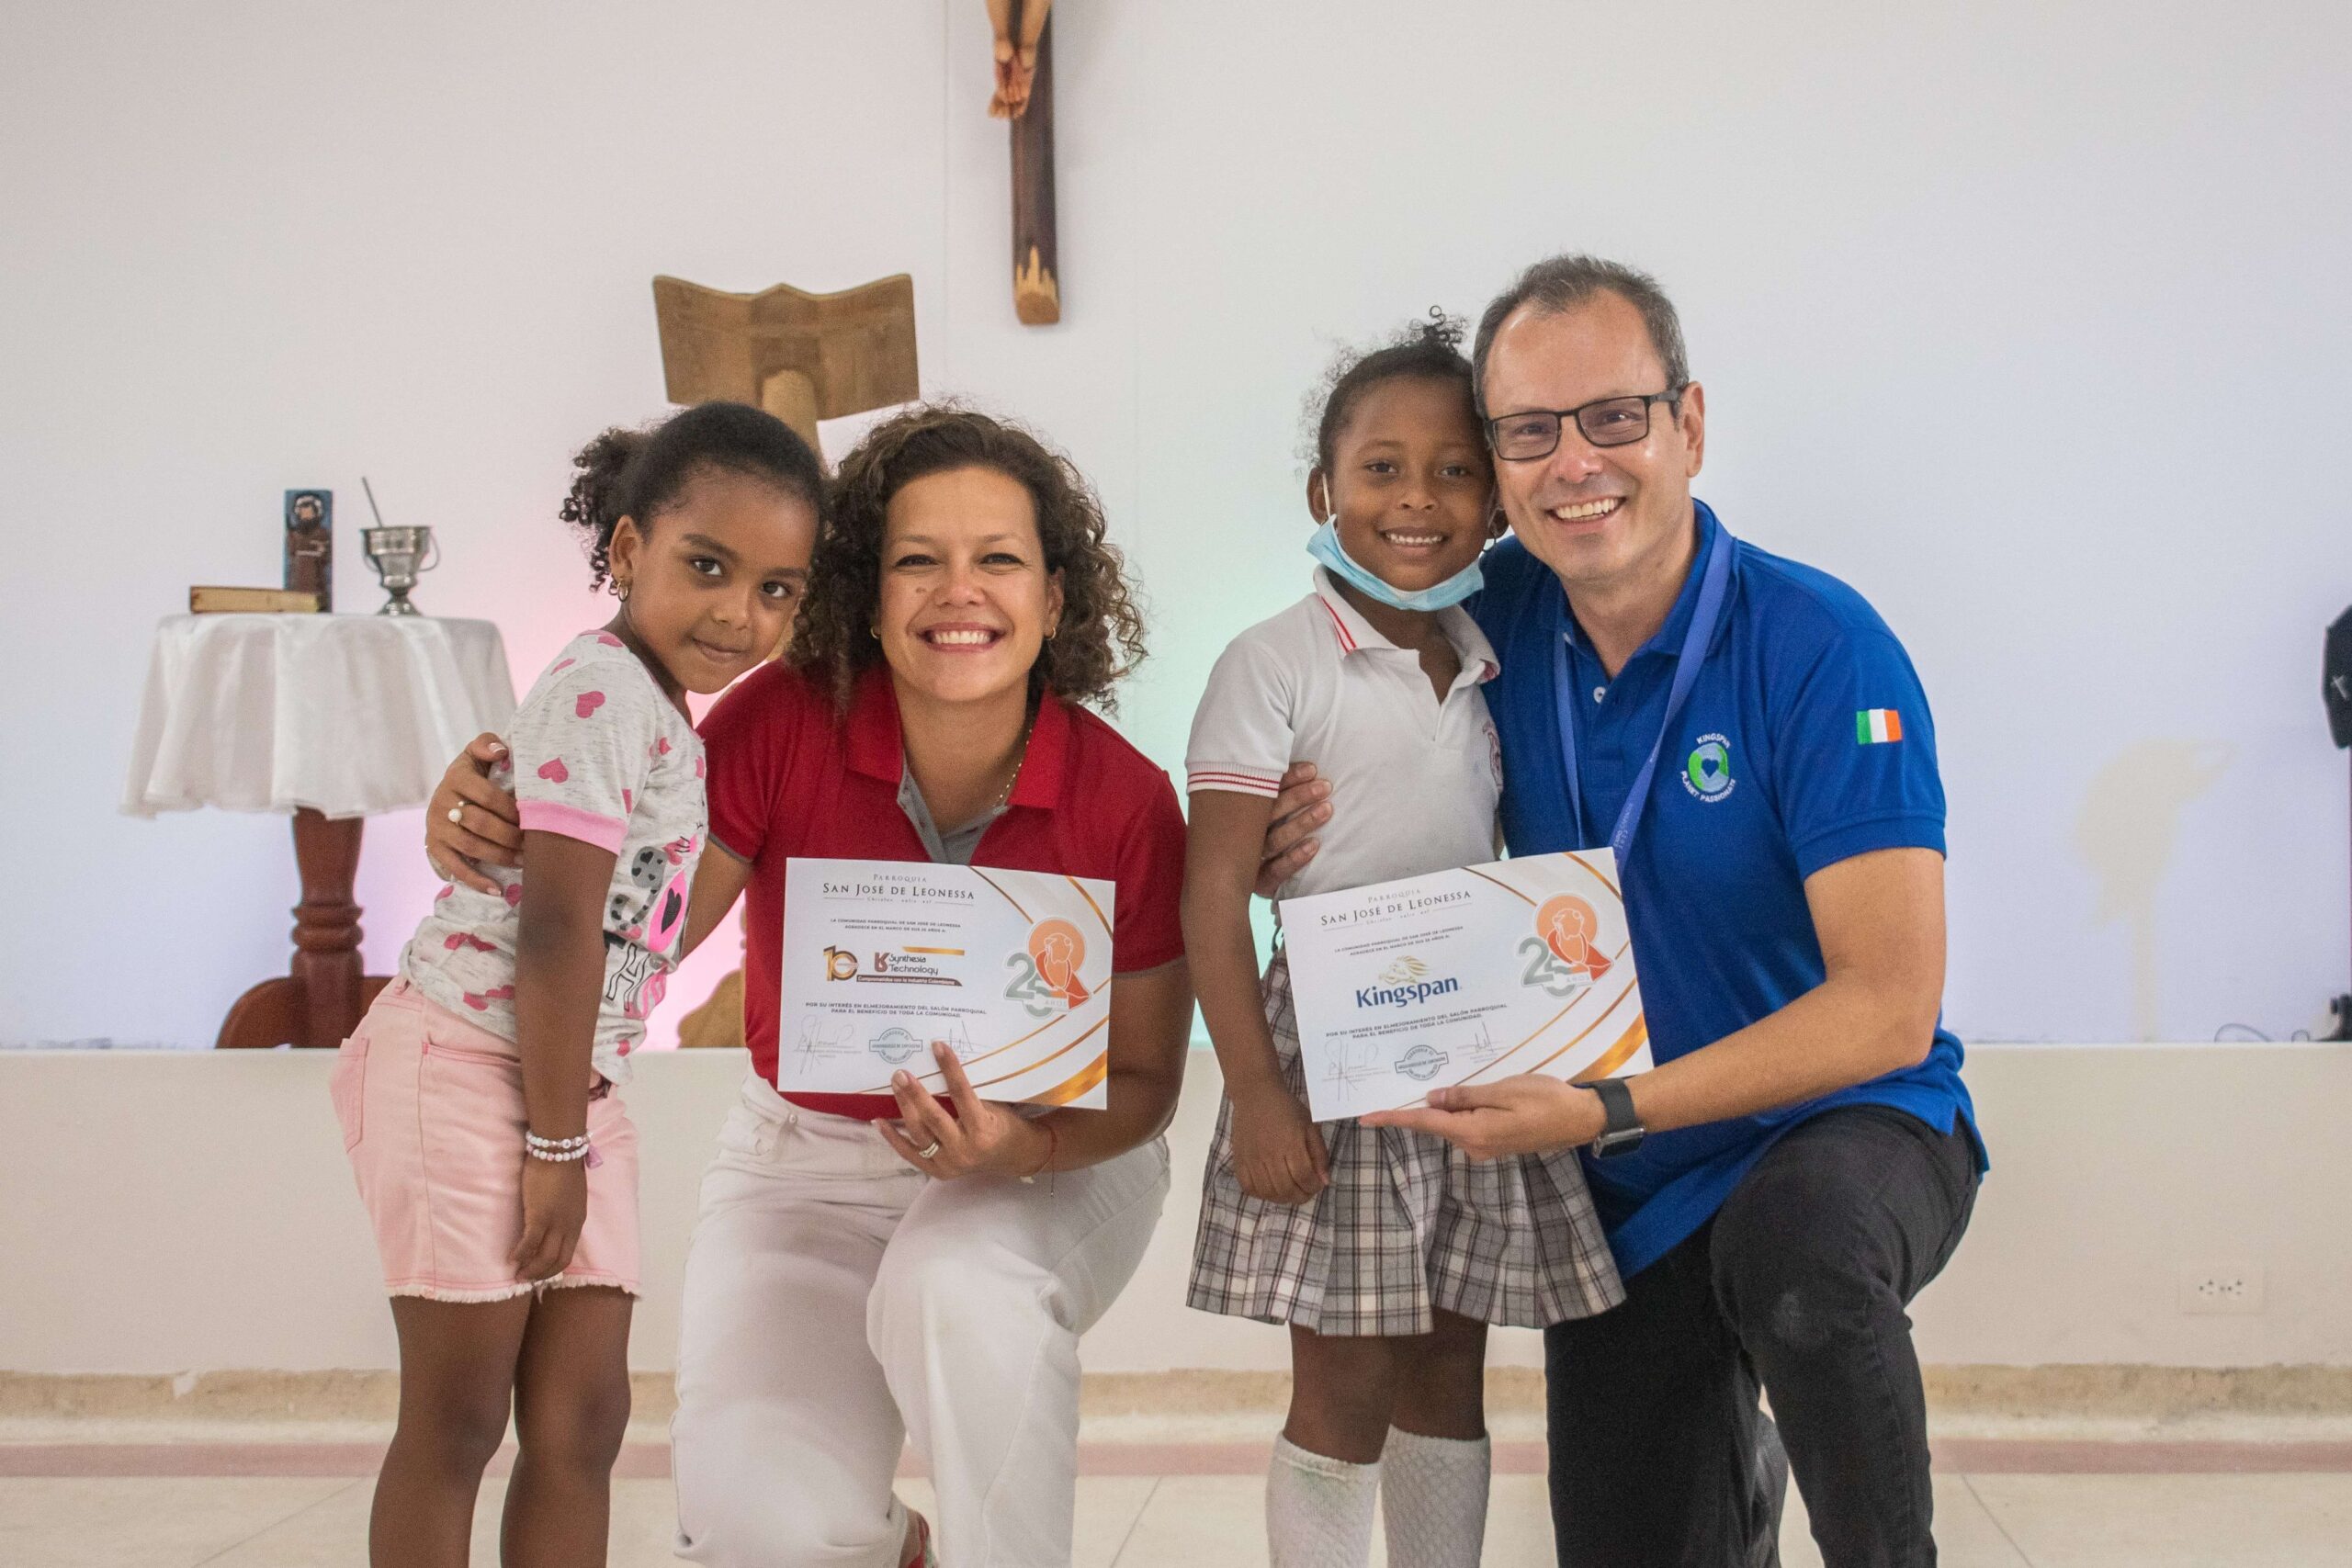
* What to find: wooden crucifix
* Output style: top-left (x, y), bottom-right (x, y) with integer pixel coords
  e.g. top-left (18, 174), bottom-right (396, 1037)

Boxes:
top-left (991, 0), bottom-right (1059, 324)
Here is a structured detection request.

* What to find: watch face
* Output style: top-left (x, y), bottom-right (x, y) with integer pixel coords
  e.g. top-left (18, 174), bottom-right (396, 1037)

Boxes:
top-left (1592, 1127), bottom-right (1645, 1158)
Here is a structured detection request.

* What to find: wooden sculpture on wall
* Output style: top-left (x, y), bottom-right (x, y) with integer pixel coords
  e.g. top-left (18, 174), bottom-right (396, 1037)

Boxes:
top-left (989, 0), bottom-right (1059, 324)
top-left (651, 273), bottom-right (920, 448)
top-left (654, 272), bottom-right (920, 1047)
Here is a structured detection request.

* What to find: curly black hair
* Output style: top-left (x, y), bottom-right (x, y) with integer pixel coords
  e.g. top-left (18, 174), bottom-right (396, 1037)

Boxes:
top-left (789, 403), bottom-right (1148, 713)
top-left (1306, 308), bottom-right (1479, 474)
top-left (560, 400), bottom-right (827, 591)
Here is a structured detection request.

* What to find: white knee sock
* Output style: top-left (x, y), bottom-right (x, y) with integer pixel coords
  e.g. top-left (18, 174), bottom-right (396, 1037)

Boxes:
top-left (1378, 1427), bottom-right (1490, 1568)
top-left (1267, 1434), bottom-right (1382, 1568)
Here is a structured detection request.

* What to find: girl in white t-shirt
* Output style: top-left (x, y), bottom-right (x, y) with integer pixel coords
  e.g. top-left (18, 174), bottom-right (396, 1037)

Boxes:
top-left (330, 401), bottom-right (822, 1566)
top-left (1182, 317), bottom-right (1623, 1568)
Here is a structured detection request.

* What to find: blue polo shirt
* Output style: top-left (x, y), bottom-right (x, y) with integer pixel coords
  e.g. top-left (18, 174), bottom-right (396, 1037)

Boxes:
top-left (1473, 500), bottom-right (1979, 1279)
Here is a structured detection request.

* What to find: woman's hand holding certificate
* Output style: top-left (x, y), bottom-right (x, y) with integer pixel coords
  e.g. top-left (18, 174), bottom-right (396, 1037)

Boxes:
top-left (878, 1042), bottom-right (1057, 1179)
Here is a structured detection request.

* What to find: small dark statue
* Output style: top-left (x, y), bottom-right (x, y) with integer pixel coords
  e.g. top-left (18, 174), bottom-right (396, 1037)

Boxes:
top-left (284, 489), bottom-right (333, 610)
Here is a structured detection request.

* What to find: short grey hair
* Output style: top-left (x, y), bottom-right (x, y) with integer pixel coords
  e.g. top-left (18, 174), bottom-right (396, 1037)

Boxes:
top-left (1470, 254), bottom-right (1690, 416)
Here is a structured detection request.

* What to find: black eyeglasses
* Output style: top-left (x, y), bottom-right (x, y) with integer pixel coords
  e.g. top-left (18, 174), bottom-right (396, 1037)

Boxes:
top-left (1485, 388), bottom-right (1688, 461)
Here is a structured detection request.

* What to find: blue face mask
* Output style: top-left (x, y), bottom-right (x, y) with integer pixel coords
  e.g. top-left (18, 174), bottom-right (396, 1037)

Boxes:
top-left (1306, 519), bottom-right (1485, 612)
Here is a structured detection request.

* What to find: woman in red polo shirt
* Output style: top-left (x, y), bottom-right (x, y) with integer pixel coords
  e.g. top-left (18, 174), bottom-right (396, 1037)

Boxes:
top-left (424, 407), bottom-right (1192, 1568)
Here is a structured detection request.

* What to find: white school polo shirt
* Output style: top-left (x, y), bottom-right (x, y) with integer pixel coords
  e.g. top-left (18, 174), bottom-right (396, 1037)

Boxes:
top-left (1186, 568), bottom-right (1504, 902)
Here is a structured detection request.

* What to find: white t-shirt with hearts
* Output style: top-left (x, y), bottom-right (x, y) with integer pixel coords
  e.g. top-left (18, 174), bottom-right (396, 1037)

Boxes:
top-left (400, 629), bottom-right (707, 1084)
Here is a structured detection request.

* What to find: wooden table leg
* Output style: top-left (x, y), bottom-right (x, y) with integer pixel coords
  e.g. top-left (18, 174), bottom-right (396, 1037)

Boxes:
top-left (217, 808), bottom-right (390, 1048)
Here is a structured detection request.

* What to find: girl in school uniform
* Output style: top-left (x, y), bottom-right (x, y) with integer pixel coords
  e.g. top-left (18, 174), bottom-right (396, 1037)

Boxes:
top-left (1182, 318), bottom-right (1624, 1568)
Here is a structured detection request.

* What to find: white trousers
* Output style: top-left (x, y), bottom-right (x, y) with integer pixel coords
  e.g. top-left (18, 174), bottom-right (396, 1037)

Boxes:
top-left (672, 1072), bottom-right (1170, 1568)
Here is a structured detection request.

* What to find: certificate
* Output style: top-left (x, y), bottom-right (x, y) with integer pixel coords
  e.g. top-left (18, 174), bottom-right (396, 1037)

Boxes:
top-left (1280, 851), bottom-right (1652, 1121)
top-left (775, 859), bottom-right (1114, 1108)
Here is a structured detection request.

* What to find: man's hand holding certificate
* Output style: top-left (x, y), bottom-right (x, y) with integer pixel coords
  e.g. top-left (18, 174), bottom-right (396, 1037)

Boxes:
top-left (776, 859), bottom-right (1114, 1108)
top-left (1281, 850), bottom-right (1651, 1121)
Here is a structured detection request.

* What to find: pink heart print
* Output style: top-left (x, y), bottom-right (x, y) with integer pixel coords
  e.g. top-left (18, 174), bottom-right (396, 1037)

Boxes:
top-left (503, 883), bottom-right (523, 908)
top-left (551, 659), bottom-right (576, 673)
top-left (657, 737), bottom-right (673, 756)
top-left (596, 633), bottom-right (625, 648)
top-left (537, 758), bottom-right (569, 783)
top-left (622, 789), bottom-right (633, 811)
top-left (575, 691), bottom-right (605, 718)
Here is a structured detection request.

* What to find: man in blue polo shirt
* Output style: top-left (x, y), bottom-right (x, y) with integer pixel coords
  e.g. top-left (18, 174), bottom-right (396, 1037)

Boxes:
top-left (1264, 255), bottom-right (1984, 1567)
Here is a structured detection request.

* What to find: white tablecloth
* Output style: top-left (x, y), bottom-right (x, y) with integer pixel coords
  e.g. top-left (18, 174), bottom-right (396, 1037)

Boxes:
top-left (122, 615), bottom-right (517, 819)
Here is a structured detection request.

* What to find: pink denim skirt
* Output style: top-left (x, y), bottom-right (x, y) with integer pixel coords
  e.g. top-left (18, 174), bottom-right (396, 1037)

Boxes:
top-left (330, 977), bottom-right (639, 1302)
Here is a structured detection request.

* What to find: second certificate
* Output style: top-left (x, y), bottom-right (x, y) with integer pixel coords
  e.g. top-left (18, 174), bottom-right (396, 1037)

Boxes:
top-left (1280, 851), bottom-right (1653, 1121)
top-left (776, 858), bottom-right (1115, 1108)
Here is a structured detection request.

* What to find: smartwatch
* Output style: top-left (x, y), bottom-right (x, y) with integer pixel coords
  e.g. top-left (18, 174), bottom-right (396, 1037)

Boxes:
top-left (1587, 1077), bottom-right (1645, 1158)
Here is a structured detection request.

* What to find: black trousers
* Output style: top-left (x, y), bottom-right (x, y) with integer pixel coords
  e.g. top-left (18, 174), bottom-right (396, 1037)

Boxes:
top-left (1544, 1106), bottom-right (1981, 1568)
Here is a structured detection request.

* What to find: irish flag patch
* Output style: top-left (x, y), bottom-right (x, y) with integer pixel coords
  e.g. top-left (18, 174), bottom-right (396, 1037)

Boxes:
top-left (1856, 708), bottom-right (1905, 744)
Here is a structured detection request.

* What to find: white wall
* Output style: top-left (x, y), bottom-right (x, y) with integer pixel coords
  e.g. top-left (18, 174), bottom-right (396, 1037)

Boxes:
top-left (3, 0), bottom-right (2349, 1047)
top-left (4, 1046), bottom-right (2346, 1376)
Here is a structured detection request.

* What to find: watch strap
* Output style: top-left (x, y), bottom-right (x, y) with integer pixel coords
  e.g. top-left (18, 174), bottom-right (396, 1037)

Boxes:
top-left (1588, 1076), bottom-right (1645, 1156)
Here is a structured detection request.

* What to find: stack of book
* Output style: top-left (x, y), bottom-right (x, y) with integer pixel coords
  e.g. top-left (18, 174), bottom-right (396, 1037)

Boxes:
top-left (188, 587), bottom-right (322, 614)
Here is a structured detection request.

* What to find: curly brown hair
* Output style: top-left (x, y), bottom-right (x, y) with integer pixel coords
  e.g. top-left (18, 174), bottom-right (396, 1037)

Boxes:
top-left (789, 404), bottom-right (1148, 711)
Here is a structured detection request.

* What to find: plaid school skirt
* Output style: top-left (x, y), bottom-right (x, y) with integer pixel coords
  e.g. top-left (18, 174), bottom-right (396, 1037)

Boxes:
top-left (1185, 951), bottom-right (1625, 1337)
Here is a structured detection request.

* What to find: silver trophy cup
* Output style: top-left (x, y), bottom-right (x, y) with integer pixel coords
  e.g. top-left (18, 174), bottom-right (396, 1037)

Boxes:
top-left (361, 525), bottom-right (438, 616)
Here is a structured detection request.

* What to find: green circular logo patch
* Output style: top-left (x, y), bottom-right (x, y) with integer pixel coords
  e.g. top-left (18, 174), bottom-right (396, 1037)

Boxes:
top-left (1684, 734), bottom-right (1735, 801)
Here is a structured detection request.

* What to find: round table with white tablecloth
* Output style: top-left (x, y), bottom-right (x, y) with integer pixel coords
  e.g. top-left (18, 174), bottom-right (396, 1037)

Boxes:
top-left (123, 614), bottom-right (516, 1047)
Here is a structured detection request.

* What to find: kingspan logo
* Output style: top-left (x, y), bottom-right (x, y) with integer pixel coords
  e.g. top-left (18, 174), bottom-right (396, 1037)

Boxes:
top-left (1356, 955), bottom-right (1461, 1010)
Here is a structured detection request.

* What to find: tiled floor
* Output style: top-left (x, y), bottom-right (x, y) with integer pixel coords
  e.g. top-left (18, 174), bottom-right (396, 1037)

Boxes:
top-left (4, 1461), bottom-right (2348, 1566)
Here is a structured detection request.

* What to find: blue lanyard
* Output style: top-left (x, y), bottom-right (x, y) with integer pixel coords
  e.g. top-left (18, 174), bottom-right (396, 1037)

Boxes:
top-left (1551, 522), bottom-right (1736, 865)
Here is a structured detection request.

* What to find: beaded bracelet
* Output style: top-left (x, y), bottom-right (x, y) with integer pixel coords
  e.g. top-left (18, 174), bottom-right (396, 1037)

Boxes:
top-left (526, 1131), bottom-right (592, 1163)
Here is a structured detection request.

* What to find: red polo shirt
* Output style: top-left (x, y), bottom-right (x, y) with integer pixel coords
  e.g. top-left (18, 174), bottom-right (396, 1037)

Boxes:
top-left (700, 660), bottom-right (1189, 1120)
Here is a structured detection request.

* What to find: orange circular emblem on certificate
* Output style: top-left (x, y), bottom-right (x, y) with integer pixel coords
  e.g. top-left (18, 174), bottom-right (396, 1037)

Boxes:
top-left (1028, 919), bottom-right (1091, 1008)
top-left (1534, 895), bottom-right (1613, 982)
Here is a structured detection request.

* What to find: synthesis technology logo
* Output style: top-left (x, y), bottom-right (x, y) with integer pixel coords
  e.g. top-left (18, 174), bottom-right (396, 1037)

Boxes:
top-left (822, 945), bottom-right (964, 987)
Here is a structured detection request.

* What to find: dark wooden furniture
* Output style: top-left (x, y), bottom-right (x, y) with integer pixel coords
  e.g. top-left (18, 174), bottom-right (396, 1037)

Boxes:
top-left (216, 808), bottom-right (391, 1049)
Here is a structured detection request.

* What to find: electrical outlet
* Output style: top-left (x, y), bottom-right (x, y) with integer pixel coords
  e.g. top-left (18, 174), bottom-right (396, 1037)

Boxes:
top-left (2177, 1263), bottom-right (2266, 1315)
